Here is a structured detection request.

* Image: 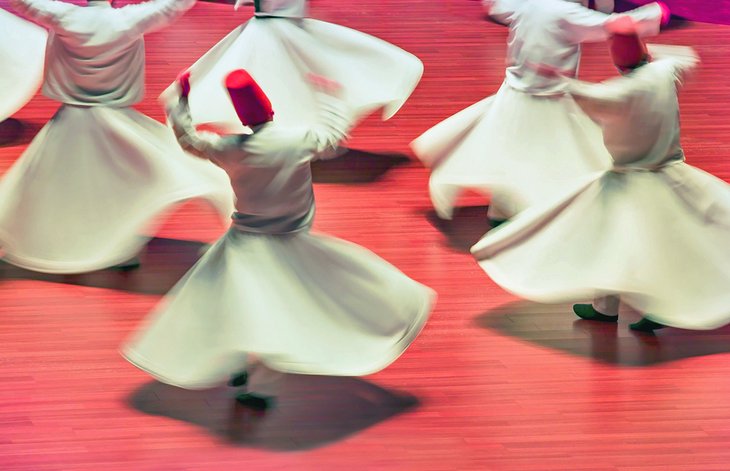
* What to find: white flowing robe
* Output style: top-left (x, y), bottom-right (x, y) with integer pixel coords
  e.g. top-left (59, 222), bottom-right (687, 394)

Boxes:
top-left (160, 0), bottom-right (423, 133)
top-left (122, 94), bottom-right (435, 387)
top-left (0, 8), bottom-right (46, 122)
top-left (412, 0), bottom-right (663, 219)
top-left (0, 0), bottom-right (234, 273)
top-left (472, 45), bottom-right (730, 330)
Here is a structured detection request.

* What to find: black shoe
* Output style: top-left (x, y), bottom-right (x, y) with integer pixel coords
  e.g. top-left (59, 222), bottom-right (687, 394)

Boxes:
top-left (112, 256), bottom-right (140, 271)
top-left (235, 393), bottom-right (273, 411)
top-left (229, 371), bottom-right (249, 387)
top-left (573, 304), bottom-right (618, 322)
top-left (488, 217), bottom-right (508, 228)
top-left (629, 317), bottom-right (665, 332)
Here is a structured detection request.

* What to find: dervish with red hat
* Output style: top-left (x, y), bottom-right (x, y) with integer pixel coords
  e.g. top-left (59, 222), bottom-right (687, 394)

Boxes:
top-left (471, 24), bottom-right (730, 332)
top-left (123, 69), bottom-right (435, 406)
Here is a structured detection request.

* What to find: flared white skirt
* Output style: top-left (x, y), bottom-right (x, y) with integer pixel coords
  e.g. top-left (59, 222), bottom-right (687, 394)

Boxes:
top-left (471, 163), bottom-right (730, 330)
top-left (123, 228), bottom-right (435, 388)
top-left (411, 83), bottom-right (613, 219)
top-left (0, 105), bottom-right (234, 273)
top-left (161, 17), bottom-right (423, 131)
top-left (0, 9), bottom-right (46, 121)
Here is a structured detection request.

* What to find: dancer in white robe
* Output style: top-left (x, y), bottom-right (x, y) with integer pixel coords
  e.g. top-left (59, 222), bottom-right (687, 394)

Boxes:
top-left (0, 0), bottom-right (234, 274)
top-left (0, 8), bottom-right (46, 122)
top-left (412, 0), bottom-right (666, 221)
top-left (471, 33), bottom-right (730, 332)
top-left (160, 0), bottom-right (423, 133)
top-left (123, 70), bottom-right (435, 396)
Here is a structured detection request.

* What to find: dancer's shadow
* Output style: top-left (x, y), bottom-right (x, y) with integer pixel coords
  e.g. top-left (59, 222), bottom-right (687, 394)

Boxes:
top-left (0, 119), bottom-right (44, 147)
top-left (0, 237), bottom-right (205, 295)
top-left (477, 300), bottom-right (730, 366)
top-left (311, 148), bottom-right (410, 183)
top-left (128, 375), bottom-right (418, 450)
top-left (425, 205), bottom-right (493, 252)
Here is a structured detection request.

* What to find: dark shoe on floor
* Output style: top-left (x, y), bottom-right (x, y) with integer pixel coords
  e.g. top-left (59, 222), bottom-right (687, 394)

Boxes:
top-left (629, 317), bottom-right (666, 332)
top-left (229, 371), bottom-right (249, 387)
top-left (112, 256), bottom-right (140, 271)
top-left (235, 393), bottom-right (273, 411)
top-left (488, 217), bottom-right (508, 228)
top-left (573, 304), bottom-right (618, 322)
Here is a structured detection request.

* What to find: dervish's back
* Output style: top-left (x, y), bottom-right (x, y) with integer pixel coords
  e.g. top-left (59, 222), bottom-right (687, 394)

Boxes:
top-left (10, 0), bottom-right (195, 106)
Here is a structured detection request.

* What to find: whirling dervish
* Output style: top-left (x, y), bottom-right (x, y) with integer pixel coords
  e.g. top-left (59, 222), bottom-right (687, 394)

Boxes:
top-left (472, 30), bottom-right (730, 332)
top-left (123, 69), bottom-right (435, 403)
top-left (0, 0), bottom-right (234, 274)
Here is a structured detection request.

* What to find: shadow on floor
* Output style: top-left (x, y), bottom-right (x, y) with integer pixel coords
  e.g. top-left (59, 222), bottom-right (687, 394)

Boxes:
top-left (129, 374), bottom-right (418, 451)
top-left (424, 205), bottom-right (494, 252)
top-left (0, 119), bottom-right (44, 147)
top-left (0, 237), bottom-right (205, 295)
top-left (476, 300), bottom-right (730, 366)
top-left (311, 148), bottom-right (411, 184)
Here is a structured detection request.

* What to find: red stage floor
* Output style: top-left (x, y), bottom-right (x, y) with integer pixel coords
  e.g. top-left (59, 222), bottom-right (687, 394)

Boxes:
top-left (1, 1), bottom-right (730, 470)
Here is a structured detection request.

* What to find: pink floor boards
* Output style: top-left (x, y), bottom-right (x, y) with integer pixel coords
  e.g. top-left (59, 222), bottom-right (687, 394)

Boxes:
top-left (1, 1), bottom-right (730, 469)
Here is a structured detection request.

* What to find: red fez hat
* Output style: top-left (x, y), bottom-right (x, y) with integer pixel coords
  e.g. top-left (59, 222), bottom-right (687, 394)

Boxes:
top-left (610, 33), bottom-right (649, 71)
top-left (224, 69), bottom-right (274, 127)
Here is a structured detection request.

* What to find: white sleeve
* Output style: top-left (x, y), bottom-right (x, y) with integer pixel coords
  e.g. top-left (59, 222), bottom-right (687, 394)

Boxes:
top-left (621, 2), bottom-right (663, 37)
top-left (559, 2), bottom-right (662, 44)
top-left (566, 77), bottom-right (636, 125)
top-left (566, 61), bottom-right (665, 120)
top-left (647, 44), bottom-right (699, 84)
top-left (566, 75), bottom-right (636, 106)
top-left (9, 0), bottom-right (74, 28)
top-left (483, 0), bottom-right (521, 26)
top-left (558, 3), bottom-right (614, 44)
top-left (301, 93), bottom-right (353, 160)
top-left (567, 45), bottom-right (698, 104)
top-left (167, 97), bottom-right (239, 162)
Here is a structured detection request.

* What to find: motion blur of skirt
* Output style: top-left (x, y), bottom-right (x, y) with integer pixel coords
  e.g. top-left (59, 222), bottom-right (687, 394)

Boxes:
top-left (160, 16), bottom-right (423, 132)
top-left (411, 83), bottom-right (612, 219)
top-left (0, 9), bottom-right (46, 121)
top-left (123, 227), bottom-right (435, 388)
top-left (0, 105), bottom-right (234, 273)
top-left (471, 162), bottom-right (730, 330)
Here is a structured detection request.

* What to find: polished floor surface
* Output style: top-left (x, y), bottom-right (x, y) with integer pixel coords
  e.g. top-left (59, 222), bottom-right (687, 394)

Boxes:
top-left (1, 1), bottom-right (730, 469)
